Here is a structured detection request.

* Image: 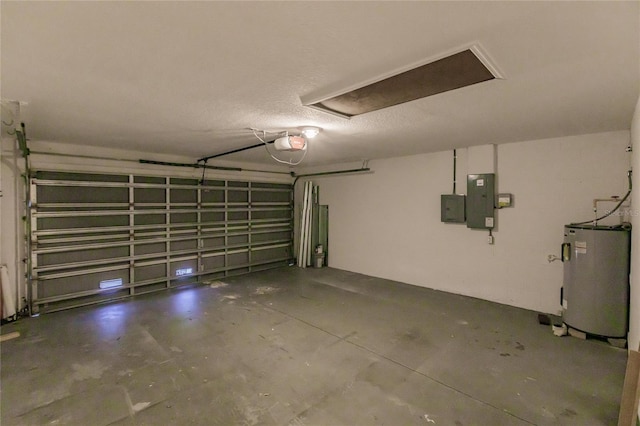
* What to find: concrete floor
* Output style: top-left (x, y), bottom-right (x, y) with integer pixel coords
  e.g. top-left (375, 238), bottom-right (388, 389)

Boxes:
top-left (0, 267), bottom-right (628, 425)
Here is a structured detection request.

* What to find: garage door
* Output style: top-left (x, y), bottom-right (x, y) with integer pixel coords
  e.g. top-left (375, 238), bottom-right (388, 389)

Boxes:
top-left (29, 171), bottom-right (293, 313)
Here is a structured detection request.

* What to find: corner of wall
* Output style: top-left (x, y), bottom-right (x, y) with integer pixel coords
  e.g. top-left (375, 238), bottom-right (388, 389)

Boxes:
top-left (629, 95), bottom-right (640, 352)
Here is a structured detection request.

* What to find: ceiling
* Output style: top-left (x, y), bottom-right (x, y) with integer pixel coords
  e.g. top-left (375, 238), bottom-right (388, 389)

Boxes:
top-left (2, 1), bottom-right (638, 168)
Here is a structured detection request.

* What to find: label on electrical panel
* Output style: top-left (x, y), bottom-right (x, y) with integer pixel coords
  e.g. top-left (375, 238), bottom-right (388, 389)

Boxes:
top-left (477, 179), bottom-right (484, 187)
top-left (485, 217), bottom-right (494, 227)
top-left (575, 241), bottom-right (587, 255)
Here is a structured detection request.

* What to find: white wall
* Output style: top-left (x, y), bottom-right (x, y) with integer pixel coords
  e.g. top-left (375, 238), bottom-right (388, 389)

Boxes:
top-left (312, 131), bottom-right (631, 315)
top-left (629, 96), bottom-right (640, 352)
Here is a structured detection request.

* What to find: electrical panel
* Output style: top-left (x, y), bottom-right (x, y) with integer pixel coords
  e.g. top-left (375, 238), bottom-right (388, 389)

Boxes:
top-left (466, 174), bottom-right (495, 229)
top-left (441, 194), bottom-right (466, 223)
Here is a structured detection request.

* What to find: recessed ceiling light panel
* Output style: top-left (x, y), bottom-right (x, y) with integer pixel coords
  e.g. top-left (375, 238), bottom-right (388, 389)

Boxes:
top-left (303, 45), bottom-right (503, 118)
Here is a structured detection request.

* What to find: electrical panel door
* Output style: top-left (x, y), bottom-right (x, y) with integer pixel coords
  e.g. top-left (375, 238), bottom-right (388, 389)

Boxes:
top-left (466, 174), bottom-right (495, 229)
top-left (441, 194), bottom-right (466, 223)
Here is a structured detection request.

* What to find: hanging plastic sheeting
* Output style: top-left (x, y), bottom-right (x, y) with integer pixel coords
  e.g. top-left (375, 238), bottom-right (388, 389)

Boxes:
top-left (1, 265), bottom-right (17, 319)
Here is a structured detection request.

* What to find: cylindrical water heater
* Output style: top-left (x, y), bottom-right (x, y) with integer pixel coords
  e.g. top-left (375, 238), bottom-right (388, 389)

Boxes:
top-left (562, 224), bottom-right (631, 338)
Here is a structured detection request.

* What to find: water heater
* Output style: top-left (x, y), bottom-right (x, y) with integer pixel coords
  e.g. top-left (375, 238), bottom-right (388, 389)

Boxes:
top-left (562, 224), bottom-right (630, 338)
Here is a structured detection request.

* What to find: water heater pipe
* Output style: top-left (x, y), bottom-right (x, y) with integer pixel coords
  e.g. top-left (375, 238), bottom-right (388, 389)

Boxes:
top-left (571, 170), bottom-right (632, 226)
top-left (593, 197), bottom-right (627, 223)
top-left (593, 197), bottom-right (623, 208)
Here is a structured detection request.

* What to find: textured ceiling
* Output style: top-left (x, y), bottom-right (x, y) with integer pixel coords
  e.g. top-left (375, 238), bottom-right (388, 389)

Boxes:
top-left (1, 1), bottom-right (638, 167)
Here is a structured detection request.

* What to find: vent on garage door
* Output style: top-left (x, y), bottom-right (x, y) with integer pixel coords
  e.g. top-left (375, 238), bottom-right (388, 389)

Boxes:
top-left (30, 171), bottom-right (293, 313)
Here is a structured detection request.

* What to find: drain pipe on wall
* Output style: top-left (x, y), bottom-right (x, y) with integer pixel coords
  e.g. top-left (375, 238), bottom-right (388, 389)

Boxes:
top-left (453, 149), bottom-right (457, 194)
top-left (19, 124), bottom-right (31, 317)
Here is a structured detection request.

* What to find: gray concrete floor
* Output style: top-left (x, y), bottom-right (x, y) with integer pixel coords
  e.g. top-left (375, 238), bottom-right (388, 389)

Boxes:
top-left (0, 267), bottom-right (628, 425)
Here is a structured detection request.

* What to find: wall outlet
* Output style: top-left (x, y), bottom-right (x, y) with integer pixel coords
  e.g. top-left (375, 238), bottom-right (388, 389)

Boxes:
top-left (487, 235), bottom-right (494, 245)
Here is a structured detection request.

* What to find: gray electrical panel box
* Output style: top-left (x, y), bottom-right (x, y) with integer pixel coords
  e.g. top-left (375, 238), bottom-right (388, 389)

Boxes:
top-left (441, 194), bottom-right (466, 223)
top-left (466, 174), bottom-right (495, 229)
